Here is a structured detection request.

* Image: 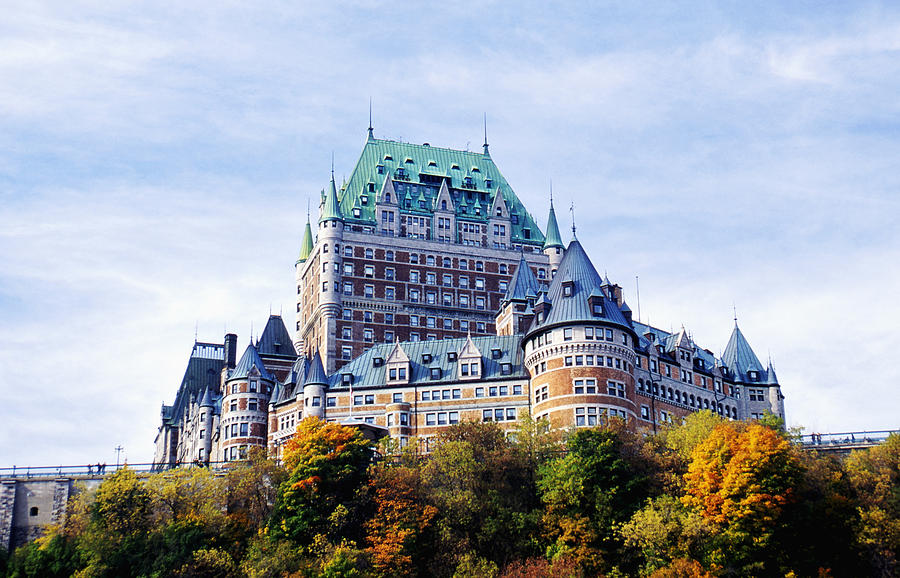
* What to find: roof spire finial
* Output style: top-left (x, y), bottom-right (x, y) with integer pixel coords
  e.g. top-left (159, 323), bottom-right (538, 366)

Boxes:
top-left (367, 98), bottom-right (374, 141)
top-left (482, 113), bottom-right (490, 156)
top-left (306, 197), bottom-right (310, 222)
top-left (570, 202), bottom-right (577, 238)
top-left (733, 303), bottom-right (738, 326)
top-left (549, 178), bottom-right (553, 205)
top-left (194, 321), bottom-right (198, 343)
top-left (331, 151), bottom-right (335, 179)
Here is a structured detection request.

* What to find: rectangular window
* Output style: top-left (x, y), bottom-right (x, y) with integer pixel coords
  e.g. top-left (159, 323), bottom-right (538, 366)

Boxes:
top-left (475, 387), bottom-right (484, 397)
top-left (365, 394), bottom-right (374, 404)
top-left (563, 328), bottom-right (573, 341)
top-left (239, 423), bottom-right (248, 436)
top-left (584, 327), bottom-right (594, 340)
top-left (343, 282), bottom-right (353, 295)
top-left (489, 386), bottom-right (498, 396)
top-left (327, 397), bottom-right (336, 407)
top-left (354, 395), bottom-right (363, 405)
top-left (565, 356), bottom-right (573, 366)
top-left (513, 384), bottom-right (522, 395)
top-left (364, 285), bottom-right (374, 298)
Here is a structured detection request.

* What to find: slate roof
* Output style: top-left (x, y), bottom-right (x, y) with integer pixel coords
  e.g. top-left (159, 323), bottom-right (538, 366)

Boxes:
top-left (336, 136), bottom-right (545, 247)
top-left (527, 239), bottom-right (633, 334)
top-left (229, 343), bottom-right (276, 382)
top-left (329, 334), bottom-right (526, 389)
top-left (632, 321), bottom-right (719, 371)
top-left (162, 342), bottom-right (225, 426)
top-left (304, 351), bottom-right (328, 385)
top-left (503, 255), bottom-right (540, 304)
top-left (543, 200), bottom-right (564, 250)
top-left (273, 356), bottom-right (311, 405)
top-left (257, 315), bottom-right (296, 358)
top-left (722, 324), bottom-right (766, 383)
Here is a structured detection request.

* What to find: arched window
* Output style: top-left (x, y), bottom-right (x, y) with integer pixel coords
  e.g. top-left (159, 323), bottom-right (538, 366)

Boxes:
top-left (441, 200), bottom-right (447, 210)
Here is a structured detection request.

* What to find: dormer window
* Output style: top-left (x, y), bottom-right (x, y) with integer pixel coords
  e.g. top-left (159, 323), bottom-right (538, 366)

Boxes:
top-left (373, 357), bottom-right (384, 367)
top-left (361, 195), bottom-right (369, 205)
top-left (342, 373), bottom-right (353, 385)
top-left (491, 348), bottom-right (502, 359)
top-left (471, 166), bottom-right (480, 172)
top-left (422, 353), bottom-right (433, 363)
top-left (748, 371), bottom-right (758, 381)
top-left (384, 154), bottom-right (393, 161)
top-left (430, 367), bottom-right (441, 379)
top-left (353, 208), bottom-right (361, 218)
top-left (485, 179), bottom-right (492, 188)
top-left (451, 164), bottom-right (460, 170)
top-left (500, 363), bottom-right (512, 375)
top-left (562, 281), bottom-right (574, 297)
top-left (376, 164), bottom-right (384, 174)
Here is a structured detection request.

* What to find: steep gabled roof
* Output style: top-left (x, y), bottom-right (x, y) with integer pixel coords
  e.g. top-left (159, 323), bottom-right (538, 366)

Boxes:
top-left (163, 342), bottom-right (225, 426)
top-left (503, 255), bottom-right (539, 304)
top-left (335, 136), bottom-right (545, 246)
top-left (257, 315), bottom-right (296, 358)
top-left (527, 239), bottom-right (632, 334)
top-left (229, 343), bottom-right (275, 382)
top-left (722, 324), bottom-right (765, 383)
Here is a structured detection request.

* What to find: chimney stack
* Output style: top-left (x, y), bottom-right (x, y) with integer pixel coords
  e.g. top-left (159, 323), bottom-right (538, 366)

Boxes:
top-left (224, 333), bottom-right (238, 369)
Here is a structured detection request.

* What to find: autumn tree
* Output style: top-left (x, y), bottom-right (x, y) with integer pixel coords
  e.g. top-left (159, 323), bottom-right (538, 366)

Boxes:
top-left (681, 422), bottom-right (803, 574)
top-left (269, 417), bottom-right (374, 548)
top-left (365, 464), bottom-right (437, 577)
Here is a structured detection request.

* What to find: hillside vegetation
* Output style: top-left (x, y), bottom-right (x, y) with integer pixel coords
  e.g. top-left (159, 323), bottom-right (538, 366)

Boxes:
top-left (3, 413), bottom-right (898, 577)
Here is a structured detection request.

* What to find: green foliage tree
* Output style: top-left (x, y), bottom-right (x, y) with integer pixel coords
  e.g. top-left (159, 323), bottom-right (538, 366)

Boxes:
top-left (619, 495), bottom-right (711, 575)
top-left (845, 433), bottom-right (900, 577)
top-left (538, 425), bottom-right (656, 574)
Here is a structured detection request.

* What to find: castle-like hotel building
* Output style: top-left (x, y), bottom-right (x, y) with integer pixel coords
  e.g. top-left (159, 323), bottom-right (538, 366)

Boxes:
top-left (153, 128), bottom-right (784, 467)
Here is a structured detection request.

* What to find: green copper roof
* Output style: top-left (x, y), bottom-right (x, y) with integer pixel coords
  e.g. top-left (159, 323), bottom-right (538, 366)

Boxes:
top-left (320, 176), bottom-right (342, 222)
top-left (543, 200), bottom-right (564, 250)
top-left (338, 136), bottom-right (546, 246)
top-left (298, 219), bottom-right (314, 262)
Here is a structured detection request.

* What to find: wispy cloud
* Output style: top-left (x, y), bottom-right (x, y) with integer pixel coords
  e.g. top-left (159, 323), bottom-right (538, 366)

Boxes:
top-left (1, 1), bottom-right (898, 465)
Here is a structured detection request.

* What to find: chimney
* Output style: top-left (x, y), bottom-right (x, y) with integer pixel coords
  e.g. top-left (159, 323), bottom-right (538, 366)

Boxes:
top-left (224, 333), bottom-right (238, 369)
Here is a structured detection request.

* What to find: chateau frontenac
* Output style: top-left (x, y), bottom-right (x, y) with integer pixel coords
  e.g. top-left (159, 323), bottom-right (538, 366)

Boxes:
top-left (153, 127), bottom-right (785, 467)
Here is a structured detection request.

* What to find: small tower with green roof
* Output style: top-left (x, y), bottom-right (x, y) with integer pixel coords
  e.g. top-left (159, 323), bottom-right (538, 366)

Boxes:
top-left (543, 197), bottom-right (565, 278)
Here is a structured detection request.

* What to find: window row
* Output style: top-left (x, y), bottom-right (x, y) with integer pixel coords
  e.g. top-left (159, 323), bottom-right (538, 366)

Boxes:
top-left (564, 354), bottom-right (630, 372)
top-left (223, 422), bottom-right (252, 439)
top-left (574, 406), bottom-right (628, 427)
top-left (424, 411), bottom-right (459, 426)
top-left (482, 407), bottom-right (518, 422)
top-left (637, 379), bottom-right (738, 418)
top-left (386, 412), bottom-right (410, 426)
top-left (475, 384), bottom-right (523, 398)
top-left (422, 388), bottom-right (462, 401)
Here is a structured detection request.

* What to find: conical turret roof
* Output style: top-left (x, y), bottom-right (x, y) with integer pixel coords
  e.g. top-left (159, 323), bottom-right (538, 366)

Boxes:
top-left (320, 175), bottom-right (343, 223)
top-left (543, 200), bottom-right (564, 250)
top-left (722, 324), bottom-right (765, 383)
top-left (229, 343), bottom-right (275, 382)
top-left (503, 255), bottom-right (539, 304)
top-left (199, 386), bottom-right (215, 408)
top-left (765, 360), bottom-right (779, 385)
top-left (527, 239), bottom-right (632, 334)
top-left (298, 218), bottom-right (314, 262)
top-left (304, 350), bottom-right (328, 386)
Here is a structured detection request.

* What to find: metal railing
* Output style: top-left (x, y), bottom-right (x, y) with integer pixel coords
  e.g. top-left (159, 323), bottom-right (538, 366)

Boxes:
top-left (799, 430), bottom-right (898, 448)
top-left (0, 461), bottom-right (232, 479)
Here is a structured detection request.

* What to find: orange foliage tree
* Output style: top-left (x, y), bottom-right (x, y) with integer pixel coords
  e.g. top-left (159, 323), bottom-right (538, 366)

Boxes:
top-left (682, 422), bottom-right (802, 573)
top-left (269, 417), bottom-right (374, 548)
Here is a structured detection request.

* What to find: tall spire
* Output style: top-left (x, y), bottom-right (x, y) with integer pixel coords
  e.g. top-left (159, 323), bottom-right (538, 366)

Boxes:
top-left (482, 113), bottom-right (490, 157)
top-left (569, 202), bottom-right (577, 238)
top-left (542, 191), bottom-right (564, 250)
top-left (367, 98), bottom-right (374, 142)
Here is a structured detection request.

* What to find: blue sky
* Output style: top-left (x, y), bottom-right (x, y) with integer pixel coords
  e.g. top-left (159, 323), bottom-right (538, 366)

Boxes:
top-left (1, 1), bottom-right (898, 466)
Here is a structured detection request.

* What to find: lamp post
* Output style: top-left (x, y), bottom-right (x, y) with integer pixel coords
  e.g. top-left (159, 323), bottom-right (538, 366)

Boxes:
top-left (115, 445), bottom-right (124, 470)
